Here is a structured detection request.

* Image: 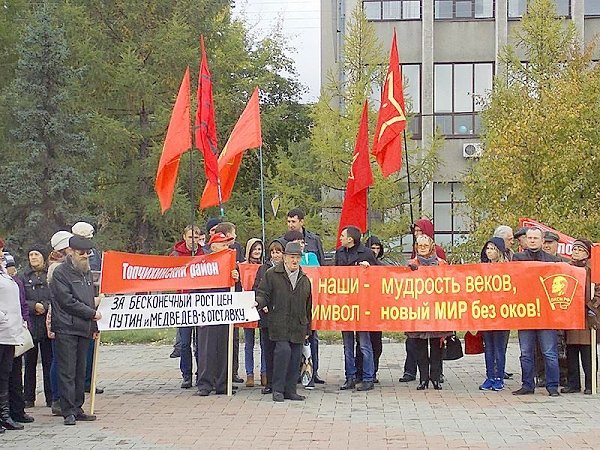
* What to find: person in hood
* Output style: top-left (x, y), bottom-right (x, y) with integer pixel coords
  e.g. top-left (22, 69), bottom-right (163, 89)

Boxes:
top-left (171, 225), bottom-right (204, 389)
top-left (411, 218), bottom-right (446, 260)
top-left (242, 238), bottom-right (265, 387)
top-left (478, 237), bottom-right (510, 392)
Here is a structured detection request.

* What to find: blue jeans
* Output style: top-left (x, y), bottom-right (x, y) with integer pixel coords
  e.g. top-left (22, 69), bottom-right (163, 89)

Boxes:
top-left (482, 331), bottom-right (509, 379)
top-left (518, 329), bottom-right (559, 391)
top-left (244, 328), bottom-right (266, 375)
top-left (179, 326), bottom-right (195, 379)
top-left (342, 331), bottom-right (374, 382)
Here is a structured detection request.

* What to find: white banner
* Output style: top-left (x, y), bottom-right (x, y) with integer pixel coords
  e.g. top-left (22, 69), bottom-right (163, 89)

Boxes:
top-left (97, 291), bottom-right (259, 331)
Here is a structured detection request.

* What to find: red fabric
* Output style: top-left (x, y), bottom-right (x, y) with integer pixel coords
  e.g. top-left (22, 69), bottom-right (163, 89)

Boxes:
top-left (464, 331), bottom-right (485, 354)
top-left (200, 88), bottom-right (262, 209)
top-left (337, 101), bottom-right (373, 246)
top-left (155, 67), bottom-right (192, 213)
top-left (372, 29), bottom-right (406, 177)
top-left (195, 36), bottom-right (219, 185)
top-left (592, 245), bottom-right (600, 283)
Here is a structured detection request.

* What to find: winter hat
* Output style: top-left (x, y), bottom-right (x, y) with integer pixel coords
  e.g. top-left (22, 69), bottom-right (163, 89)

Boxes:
top-left (28, 243), bottom-right (49, 262)
top-left (72, 221), bottom-right (95, 239)
top-left (572, 239), bottom-right (592, 257)
top-left (366, 236), bottom-right (384, 259)
top-left (481, 237), bottom-right (506, 263)
top-left (4, 253), bottom-right (15, 268)
top-left (206, 217), bottom-right (223, 233)
top-left (51, 231), bottom-right (74, 251)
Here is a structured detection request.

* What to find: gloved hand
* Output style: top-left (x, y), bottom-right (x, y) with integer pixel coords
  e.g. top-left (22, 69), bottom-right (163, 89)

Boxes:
top-left (408, 263), bottom-right (418, 271)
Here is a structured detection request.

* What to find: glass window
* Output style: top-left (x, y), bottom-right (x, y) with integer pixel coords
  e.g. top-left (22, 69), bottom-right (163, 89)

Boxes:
top-left (363, 0), bottom-right (422, 20)
top-left (435, 0), bottom-right (494, 19)
top-left (433, 182), bottom-right (471, 248)
top-left (509, 0), bottom-right (570, 18)
top-left (434, 62), bottom-right (493, 137)
top-left (586, 1), bottom-right (600, 15)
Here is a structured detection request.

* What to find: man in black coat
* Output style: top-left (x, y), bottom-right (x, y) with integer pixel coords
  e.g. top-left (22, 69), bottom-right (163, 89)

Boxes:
top-left (256, 242), bottom-right (312, 402)
top-left (512, 227), bottom-right (562, 397)
top-left (49, 236), bottom-right (100, 425)
top-left (335, 226), bottom-right (378, 392)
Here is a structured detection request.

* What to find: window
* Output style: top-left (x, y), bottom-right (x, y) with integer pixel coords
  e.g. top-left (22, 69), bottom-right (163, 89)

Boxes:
top-left (363, 0), bottom-right (421, 21)
top-left (435, 0), bottom-right (494, 19)
top-left (433, 182), bottom-right (470, 248)
top-left (585, 1), bottom-right (600, 16)
top-left (372, 63), bottom-right (421, 139)
top-left (434, 62), bottom-right (493, 137)
top-left (508, 0), bottom-right (570, 18)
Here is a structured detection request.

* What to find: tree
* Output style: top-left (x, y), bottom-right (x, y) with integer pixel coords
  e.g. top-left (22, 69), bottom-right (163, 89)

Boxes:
top-left (0, 3), bottom-right (93, 253)
top-left (307, 4), bottom-right (441, 253)
top-left (461, 0), bottom-right (600, 259)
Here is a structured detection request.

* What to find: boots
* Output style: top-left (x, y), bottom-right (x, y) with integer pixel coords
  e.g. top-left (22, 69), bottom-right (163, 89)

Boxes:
top-left (0, 393), bottom-right (24, 430)
top-left (246, 373), bottom-right (254, 387)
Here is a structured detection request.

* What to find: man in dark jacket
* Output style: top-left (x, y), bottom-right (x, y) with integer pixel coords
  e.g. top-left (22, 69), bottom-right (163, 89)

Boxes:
top-left (335, 226), bottom-right (378, 392)
top-left (49, 236), bottom-right (100, 425)
top-left (256, 242), bottom-right (312, 402)
top-left (21, 244), bottom-right (53, 409)
top-left (285, 208), bottom-right (325, 265)
top-left (512, 227), bottom-right (562, 397)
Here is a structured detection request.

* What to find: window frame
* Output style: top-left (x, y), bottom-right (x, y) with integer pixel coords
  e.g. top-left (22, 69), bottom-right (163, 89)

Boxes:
top-left (433, 182), bottom-right (470, 248)
top-left (508, 0), bottom-right (571, 19)
top-left (363, 0), bottom-right (422, 22)
top-left (433, 61), bottom-right (494, 138)
top-left (434, 0), bottom-right (495, 21)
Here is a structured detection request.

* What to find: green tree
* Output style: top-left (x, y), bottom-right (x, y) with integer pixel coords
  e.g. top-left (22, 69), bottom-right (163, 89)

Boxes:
top-left (461, 0), bottom-right (600, 259)
top-left (0, 3), bottom-right (93, 252)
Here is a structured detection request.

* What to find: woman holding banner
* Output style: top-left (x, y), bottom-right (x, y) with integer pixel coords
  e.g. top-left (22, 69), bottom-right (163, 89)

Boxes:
top-left (406, 235), bottom-right (451, 390)
top-left (478, 237), bottom-right (510, 391)
top-left (562, 239), bottom-right (599, 395)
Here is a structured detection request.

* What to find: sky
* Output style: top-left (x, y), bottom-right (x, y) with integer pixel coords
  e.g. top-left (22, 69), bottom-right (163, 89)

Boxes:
top-left (232, 0), bottom-right (321, 103)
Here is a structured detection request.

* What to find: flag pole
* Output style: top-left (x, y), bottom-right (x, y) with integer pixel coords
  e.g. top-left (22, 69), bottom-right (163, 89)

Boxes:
top-left (403, 129), bottom-right (414, 225)
top-left (217, 181), bottom-right (225, 218)
top-left (190, 127), bottom-right (197, 255)
top-left (259, 146), bottom-right (266, 252)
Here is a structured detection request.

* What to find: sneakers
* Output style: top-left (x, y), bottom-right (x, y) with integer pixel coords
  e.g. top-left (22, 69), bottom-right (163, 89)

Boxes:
top-left (181, 377), bottom-right (192, 389)
top-left (479, 378), bottom-right (494, 390)
top-left (304, 378), bottom-right (315, 390)
top-left (492, 378), bottom-right (504, 391)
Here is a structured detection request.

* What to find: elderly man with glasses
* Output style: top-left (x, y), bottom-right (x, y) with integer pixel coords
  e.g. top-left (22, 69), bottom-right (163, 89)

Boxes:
top-left (49, 235), bottom-right (101, 425)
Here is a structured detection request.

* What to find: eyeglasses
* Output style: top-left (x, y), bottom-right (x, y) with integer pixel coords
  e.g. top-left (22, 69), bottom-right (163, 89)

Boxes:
top-left (74, 249), bottom-right (92, 257)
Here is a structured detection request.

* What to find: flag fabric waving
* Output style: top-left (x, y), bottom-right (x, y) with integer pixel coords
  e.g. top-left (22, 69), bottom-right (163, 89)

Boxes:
top-left (337, 101), bottom-right (373, 246)
top-left (155, 67), bottom-right (192, 213)
top-left (195, 35), bottom-right (219, 186)
top-left (200, 88), bottom-right (262, 209)
top-left (372, 29), bottom-right (406, 177)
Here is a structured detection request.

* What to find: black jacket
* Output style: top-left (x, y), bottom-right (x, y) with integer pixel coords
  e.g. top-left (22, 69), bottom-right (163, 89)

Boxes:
top-left (21, 267), bottom-right (53, 341)
top-left (303, 229), bottom-right (325, 265)
top-left (512, 249), bottom-right (562, 262)
top-left (334, 243), bottom-right (379, 267)
top-left (49, 256), bottom-right (98, 338)
top-left (256, 262), bottom-right (312, 344)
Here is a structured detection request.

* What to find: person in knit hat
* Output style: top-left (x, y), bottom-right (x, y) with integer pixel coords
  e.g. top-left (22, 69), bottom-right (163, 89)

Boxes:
top-left (21, 244), bottom-right (53, 410)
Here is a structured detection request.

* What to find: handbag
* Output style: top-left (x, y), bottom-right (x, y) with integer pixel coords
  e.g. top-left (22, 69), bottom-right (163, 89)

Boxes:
top-left (14, 324), bottom-right (34, 358)
top-left (300, 340), bottom-right (313, 386)
top-left (442, 334), bottom-right (464, 361)
top-left (464, 331), bottom-right (485, 355)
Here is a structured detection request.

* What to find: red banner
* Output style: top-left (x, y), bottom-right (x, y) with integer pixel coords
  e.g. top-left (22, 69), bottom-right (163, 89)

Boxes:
top-left (241, 262), bottom-right (586, 332)
top-left (519, 217), bottom-right (575, 257)
top-left (592, 245), bottom-right (600, 284)
top-left (100, 250), bottom-right (236, 294)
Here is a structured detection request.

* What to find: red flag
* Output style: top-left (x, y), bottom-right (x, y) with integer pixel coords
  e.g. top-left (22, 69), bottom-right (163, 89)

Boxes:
top-left (155, 67), bottom-right (191, 213)
top-left (200, 88), bottom-right (262, 209)
top-left (337, 101), bottom-right (373, 246)
top-left (592, 245), bottom-right (600, 283)
top-left (195, 35), bottom-right (219, 185)
top-left (372, 29), bottom-right (406, 177)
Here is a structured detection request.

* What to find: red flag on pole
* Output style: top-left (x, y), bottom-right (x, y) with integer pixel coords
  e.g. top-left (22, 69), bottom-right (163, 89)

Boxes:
top-left (195, 35), bottom-right (219, 185)
top-left (155, 67), bottom-right (191, 213)
top-left (337, 101), bottom-right (373, 246)
top-left (200, 88), bottom-right (262, 209)
top-left (372, 29), bottom-right (406, 177)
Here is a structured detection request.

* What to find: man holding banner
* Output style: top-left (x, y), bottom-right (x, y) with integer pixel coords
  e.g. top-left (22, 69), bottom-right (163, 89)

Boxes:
top-left (256, 242), bottom-right (312, 402)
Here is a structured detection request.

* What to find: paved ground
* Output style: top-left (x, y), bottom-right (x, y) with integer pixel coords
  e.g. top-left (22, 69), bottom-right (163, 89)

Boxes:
top-left (3, 340), bottom-right (600, 449)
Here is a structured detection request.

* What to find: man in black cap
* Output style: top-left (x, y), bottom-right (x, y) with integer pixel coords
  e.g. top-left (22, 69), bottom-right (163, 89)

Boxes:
top-left (542, 231), bottom-right (569, 262)
top-left (49, 236), bottom-right (100, 425)
top-left (256, 242), bottom-right (312, 402)
top-left (514, 227), bottom-right (529, 251)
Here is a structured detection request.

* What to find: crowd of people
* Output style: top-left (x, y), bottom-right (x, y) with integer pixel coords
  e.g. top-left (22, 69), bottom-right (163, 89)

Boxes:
top-left (1, 209), bottom-right (597, 429)
top-left (0, 222), bottom-right (103, 431)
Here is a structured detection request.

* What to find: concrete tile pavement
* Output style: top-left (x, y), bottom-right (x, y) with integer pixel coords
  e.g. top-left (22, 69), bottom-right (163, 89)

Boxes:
top-left (2, 340), bottom-right (600, 449)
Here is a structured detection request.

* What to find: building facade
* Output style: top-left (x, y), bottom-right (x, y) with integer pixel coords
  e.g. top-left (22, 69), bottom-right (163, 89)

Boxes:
top-left (321, 0), bottom-right (600, 249)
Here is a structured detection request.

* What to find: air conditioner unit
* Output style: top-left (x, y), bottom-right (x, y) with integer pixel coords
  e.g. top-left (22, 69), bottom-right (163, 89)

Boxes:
top-left (462, 142), bottom-right (483, 159)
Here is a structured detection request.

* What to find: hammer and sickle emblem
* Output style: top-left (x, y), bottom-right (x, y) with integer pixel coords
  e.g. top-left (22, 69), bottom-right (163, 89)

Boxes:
top-left (377, 72), bottom-right (406, 140)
